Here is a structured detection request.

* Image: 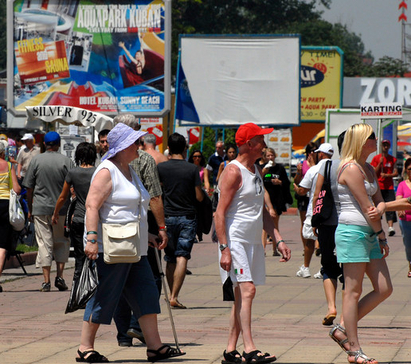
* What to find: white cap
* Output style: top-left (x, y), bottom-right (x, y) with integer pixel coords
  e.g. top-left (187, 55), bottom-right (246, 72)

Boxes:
top-left (21, 133), bottom-right (34, 141)
top-left (315, 143), bottom-right (334, 156)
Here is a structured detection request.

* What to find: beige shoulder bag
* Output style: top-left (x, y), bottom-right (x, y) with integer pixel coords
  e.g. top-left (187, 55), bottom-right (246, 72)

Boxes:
top-left (102, 172), bottom-right (142, 264)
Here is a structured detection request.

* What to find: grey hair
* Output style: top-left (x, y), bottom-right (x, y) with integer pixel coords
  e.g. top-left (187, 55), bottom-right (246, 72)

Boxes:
top-left (113, 114), bottom-right (140, 130)
top-left (144, 133), bottom-right (157, 145)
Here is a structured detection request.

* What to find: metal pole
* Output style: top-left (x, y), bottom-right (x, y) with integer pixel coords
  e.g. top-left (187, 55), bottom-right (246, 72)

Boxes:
top-left (154, 248), bottom-right (181, 352)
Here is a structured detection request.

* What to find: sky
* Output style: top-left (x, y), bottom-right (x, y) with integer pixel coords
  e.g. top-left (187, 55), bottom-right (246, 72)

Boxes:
top-left (314, 0), bottom-right (403, 61)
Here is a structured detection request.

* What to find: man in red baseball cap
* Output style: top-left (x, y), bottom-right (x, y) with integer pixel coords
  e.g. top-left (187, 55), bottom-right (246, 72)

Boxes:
top-left (215, 122), bottom-right (291, 364)
top-left (371, 138), bottom-right (398, 236)
top-left (235, 122), bottom-right (274, 147)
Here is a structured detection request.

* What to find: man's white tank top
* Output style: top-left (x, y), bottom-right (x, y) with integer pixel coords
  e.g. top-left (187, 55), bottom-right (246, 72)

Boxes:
top-left (223, 159), bottom-right (264, 245)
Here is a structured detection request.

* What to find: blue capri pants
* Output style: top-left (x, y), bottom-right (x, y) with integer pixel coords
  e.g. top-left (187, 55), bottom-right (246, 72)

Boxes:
top-left (84, 255), bottom-right (160, 325)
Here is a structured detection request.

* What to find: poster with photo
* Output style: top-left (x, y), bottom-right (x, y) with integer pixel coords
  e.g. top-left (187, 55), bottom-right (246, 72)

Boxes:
top-left (10, 0), bottom-right (170, 116)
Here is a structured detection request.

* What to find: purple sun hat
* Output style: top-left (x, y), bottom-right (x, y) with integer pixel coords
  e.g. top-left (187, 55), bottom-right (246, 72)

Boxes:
top-left (102, 123), bottom-right (147, 161)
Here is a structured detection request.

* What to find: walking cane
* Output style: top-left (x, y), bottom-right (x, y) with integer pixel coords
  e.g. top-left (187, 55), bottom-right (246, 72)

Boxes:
top-left (154, 247), bottom-right (182, 353)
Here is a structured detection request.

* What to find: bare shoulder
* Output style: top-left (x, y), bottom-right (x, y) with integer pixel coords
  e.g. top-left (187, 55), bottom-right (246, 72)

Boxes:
top-left (220, 162), bottom-right (242, 189)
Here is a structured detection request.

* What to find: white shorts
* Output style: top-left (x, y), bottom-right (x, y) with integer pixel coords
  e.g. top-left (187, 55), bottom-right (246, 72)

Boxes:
top-left (219, 241), bottom-right (266, 286)
top-left (302, 222), bottom-right (316, 241)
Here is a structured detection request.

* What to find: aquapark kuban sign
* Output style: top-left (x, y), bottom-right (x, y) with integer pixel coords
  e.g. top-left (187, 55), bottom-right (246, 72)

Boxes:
top-left (300, 47), bottom-right (343, 122)
top-left (10, 0), bottom-right (170, 116)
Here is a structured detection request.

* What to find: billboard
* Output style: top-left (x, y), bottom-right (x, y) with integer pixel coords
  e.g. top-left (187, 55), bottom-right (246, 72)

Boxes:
top-left (300, 47), bottom-right (343, 122)
top-left (175, 35), bottom-right (301, 127)
top-left (7, 0), bottom-right (171, 119)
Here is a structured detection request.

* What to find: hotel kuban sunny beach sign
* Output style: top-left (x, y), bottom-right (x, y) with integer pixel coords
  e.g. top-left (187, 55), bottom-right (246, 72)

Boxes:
top-left (7, 0), bottom-right (171, 118)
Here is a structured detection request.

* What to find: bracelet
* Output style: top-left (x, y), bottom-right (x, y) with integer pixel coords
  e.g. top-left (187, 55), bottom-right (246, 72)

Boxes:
top-left (276, 239), bottom-right (285, 248)
top-left (371, 229), bottom-right (383, 237)
top-left (378, 238), bottom-right (388, 245)
top-left (87, 231), bottom-right (98, 235)
top-left (87, 239), bottom-right (97, 244)
top-left (158, 226), bottom-right (167, 232)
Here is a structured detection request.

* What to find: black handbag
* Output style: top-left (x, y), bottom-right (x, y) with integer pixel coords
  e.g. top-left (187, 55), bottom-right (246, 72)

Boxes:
top-left (311, 160), bottom-right (334, 228)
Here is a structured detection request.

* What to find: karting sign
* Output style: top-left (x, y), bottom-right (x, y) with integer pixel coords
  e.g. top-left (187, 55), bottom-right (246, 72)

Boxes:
top-left (360, 103), bottom-right (403, 119)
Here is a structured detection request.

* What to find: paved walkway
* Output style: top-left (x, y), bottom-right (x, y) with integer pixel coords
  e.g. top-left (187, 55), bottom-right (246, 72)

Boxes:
top-left (1, 215), bottom-right (411, 363)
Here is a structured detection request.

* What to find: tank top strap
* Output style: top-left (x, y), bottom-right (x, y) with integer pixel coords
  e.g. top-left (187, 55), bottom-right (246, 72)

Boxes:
top-left (338, 162), bottom-right (366, 182)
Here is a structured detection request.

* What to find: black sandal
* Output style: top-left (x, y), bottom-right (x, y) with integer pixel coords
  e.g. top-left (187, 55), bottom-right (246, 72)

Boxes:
top-left (242, 350), bottom-right (276, 363)
top-left (222, 349), bottom-right (243, 364)
top-left (76, 349), bottom-right (109, 363)
top-left (147, 344), bottom-right (186, 362)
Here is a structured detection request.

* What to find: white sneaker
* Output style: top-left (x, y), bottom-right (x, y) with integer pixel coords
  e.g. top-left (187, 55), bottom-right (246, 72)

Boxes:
top-left (313, 270), bottom-right (323, 279)
top-left (296, 265), bottom-right (311, 278)
top-left (388, 227), bottom-right (395, 236)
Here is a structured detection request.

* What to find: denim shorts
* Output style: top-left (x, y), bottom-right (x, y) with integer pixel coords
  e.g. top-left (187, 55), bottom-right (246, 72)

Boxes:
top-left (84, 256), bottom-right (160, 325)
top-left (164, 215), bottom-right (197, 263)
top-left (335, 224), bottom-right (383, 263)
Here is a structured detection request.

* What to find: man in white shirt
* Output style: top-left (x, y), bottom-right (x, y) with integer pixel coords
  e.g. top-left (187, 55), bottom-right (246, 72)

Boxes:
top-left (16, 133), bottom-right (40, 185)
top-left (294, 143), bottom-right (333, 278)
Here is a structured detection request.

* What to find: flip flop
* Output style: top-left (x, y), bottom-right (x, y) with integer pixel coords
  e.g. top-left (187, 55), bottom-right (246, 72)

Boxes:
top-left (170, 300), bottom-right (187, 309)
top-left (147, 345), bottom-right (186, 362)
top-left (76, 349), bottom-right (109, 363)
top-left (322, 313), bottom-right (336, 326)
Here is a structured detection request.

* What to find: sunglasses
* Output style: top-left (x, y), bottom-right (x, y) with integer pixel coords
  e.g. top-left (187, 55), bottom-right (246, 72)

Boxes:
top-left (368, 132), bottom-right (376, 140)
top-left (407, 168), bottom-right (411, 172)
top-left (193, 155), bottom-right (202, 158)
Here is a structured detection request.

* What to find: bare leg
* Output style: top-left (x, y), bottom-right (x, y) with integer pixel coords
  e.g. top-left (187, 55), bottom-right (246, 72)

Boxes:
top-left (323, 278), bottom-right (338, 316)
top-left (261, 230), bottom-right (268, 252)
top-left (42, 266), bottom-right (51, 283)
top-left (303, 239), bottom-right (315, 267)
top-left (0, 248), bottom-right (7, 277)
top-left (139, 314), bottom-right (162, 349)
top-left (78, 319), bottom-right (100, 356)
top-left (56, 262), bottom-right (65, 278)
top-left (238, 281), bottom-right (256, 354)
top-left (226, 287), bottom-right (241, 353)
top-left (167, 256), bottom-right (188, 304)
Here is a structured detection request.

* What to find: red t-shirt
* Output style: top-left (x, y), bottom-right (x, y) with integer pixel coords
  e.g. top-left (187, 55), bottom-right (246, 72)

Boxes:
top-left (370, 153), bottom-right (397, 190)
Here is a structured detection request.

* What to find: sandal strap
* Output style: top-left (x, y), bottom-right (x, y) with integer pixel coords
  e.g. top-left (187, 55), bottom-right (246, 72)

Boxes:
top-left (347, 349), bottom-right (376, 363)
top-left (147, 344), bottom-right (170, 355)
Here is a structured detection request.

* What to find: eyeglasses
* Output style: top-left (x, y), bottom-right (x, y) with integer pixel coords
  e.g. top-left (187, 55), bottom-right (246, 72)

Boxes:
top-left (368, 132), bottom-right (376, 140)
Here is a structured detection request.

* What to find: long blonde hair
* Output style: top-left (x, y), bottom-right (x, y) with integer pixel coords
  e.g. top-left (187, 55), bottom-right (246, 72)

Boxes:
top-left (338, 123), bottom-right (374, 174)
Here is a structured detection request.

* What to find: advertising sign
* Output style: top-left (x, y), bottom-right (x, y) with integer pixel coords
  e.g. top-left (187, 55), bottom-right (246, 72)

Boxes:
top-left (175, 35), bottom-right (301, 127)
top-left (264, 129), bottom-right (292, 165)
top-left (360, 103), bottom-right (403, 119)
top-left (344, 78), bottom-right (411, 107)
top-left (8, 0), bottom-right (171, 117)
top-left (300, 47), bottom-right (343, 122)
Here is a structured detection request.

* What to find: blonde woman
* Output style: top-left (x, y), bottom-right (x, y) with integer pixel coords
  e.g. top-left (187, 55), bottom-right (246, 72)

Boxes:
top-left (331, 124), bottom-right (392, 364)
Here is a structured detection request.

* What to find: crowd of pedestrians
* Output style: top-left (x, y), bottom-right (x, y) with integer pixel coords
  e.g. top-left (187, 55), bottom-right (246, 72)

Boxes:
top-left (1, 120), bottom-right (410, 364)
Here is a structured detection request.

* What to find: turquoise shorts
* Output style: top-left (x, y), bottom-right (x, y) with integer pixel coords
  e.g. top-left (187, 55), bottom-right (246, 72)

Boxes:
top-left (335, 224), bottom-right (383, 263)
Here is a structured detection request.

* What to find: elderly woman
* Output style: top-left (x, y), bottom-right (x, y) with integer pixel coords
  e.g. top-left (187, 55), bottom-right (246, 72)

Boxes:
top-left (76, 123), bottom-right (184, 363)
top-left (330, 124), bottom-right (392, 364)
top-left (0, 141), bottom-right (21, 292)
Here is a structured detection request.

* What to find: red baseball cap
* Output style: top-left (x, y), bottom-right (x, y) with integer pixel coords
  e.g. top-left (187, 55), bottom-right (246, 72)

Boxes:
top-left (382, 139), bottom-right (391, 146)
top-left (235, 123), bottom-right (274, 147)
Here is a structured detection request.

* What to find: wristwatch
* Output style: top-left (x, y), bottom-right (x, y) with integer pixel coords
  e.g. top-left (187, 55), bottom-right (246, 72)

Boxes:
top-left (407, 196), bottom-right (411, 204)
top-left (219, 244), bottom-right (228, 252)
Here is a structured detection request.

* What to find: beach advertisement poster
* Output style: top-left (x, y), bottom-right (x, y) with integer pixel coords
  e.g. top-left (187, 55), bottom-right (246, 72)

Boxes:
top-left (12, 0), bottom-right (168, 115)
